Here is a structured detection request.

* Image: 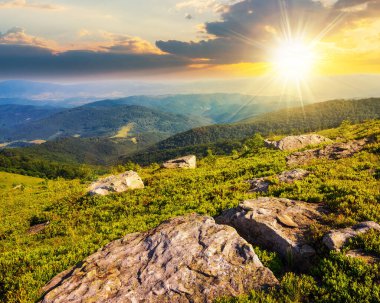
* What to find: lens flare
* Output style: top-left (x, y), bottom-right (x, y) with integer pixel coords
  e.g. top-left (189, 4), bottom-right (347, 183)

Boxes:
top-left (272, 39), bottom-right (317, 81)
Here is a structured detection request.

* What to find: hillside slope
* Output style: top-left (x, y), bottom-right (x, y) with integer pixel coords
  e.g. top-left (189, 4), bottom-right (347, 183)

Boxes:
top-left (85, 94), bottom-right (307, 124)
top-left (0, 104), bottom-right (63, 128)
top-left (150, 98), bottom-right (380, 151)
top-left (1, 105), bottom-right (210, 141)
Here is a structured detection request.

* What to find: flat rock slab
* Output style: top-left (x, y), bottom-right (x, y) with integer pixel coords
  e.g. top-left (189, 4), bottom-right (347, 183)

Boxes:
top-left (247, 169), bottom-right (309, 193)
top-left (265, 134), bottom-right (331, 151)
top-left (40, 214), bottom-right (277, 303)
top-left (162, 155), bottom-right (196, 169)
top-left (89, 171), bottom-right (144, 196)
top-left (323, 221), bottom-right (380, 251)
top-left (345, 249), bottom-right (380, 265)
top-left (216, 197), bottom-right (324, 267)
top-left (287, 139), bottom-right (368, 166)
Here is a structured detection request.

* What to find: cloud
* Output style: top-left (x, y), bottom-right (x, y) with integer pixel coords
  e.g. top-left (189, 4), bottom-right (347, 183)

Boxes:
top-left (0, 27), bottom-right (55, 48)
top-left (176, 0), bottom-right (239, 13)
top-left (157, 0), bottom-right (380, 65)
top-left (98, 32), bottom-right (162, 54)
top-left (0, 28), bottom-right (192, 78)
top-left (0, 0), bottom-right (64, 10)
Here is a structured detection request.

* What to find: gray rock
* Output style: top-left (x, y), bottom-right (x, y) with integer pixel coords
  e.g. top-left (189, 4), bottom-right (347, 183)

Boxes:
top-left (247, 178), bottom-right (271, 193)
top-left (345, 249), bottom-right (380, 265)
top-left (278, 169), bottom-right (309, 183)
top-left (89, 171), bottom-right (144, 196)
top-left (265, 134), bottom-right (331, 151)
top-left (323, 221), bottom-right (380, 251)
top-left (247, 169), bottom-right (309, 193)
top-left (216, 197), bottom-right (324, 268)
top-left (287, 139), bottom-right (368, 166)
top-left (162, 155), bottom-right (196, 169)
top-left (40, 214), bottom-right (278, 303)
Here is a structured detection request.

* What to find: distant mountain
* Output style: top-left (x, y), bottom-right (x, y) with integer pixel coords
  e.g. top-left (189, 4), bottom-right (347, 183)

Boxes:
top-left (0, 104), bottom-right (63, 128)
top-left (11, 134), bottom-right (166, 165)
top-left (0, 104), bottom-right (210, 142)
top-left (85, 94), bottom-right (307, 124)
top-left (128, 98), bottom-right (380, 163)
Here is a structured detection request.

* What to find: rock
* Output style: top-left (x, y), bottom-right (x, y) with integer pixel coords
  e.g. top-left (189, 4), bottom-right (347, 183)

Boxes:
top-left (265, 134), bottom-right (331, 151)
top-left (323, 221), bottom-right (380, 251)
top-left (246, 169), bottom-right (309, 193)
top-left (345, 249), bottom-right (380, 265)
top-left (89, 171), bottom-right (144, 196)
top-left (40, 214), bottom-right (278, 303)
top-left (27, 221), bottom-right (50, 235)
top-left (247, 178), bottom-right (271, 193)
top-left (162, 155), bottom-right (196, 169)
top-left (216, 197), bottom-right (324, 267)
top-left (287, 139), bottom-right (368, 166)
top-left (278, 169), bottom-right (309, 183)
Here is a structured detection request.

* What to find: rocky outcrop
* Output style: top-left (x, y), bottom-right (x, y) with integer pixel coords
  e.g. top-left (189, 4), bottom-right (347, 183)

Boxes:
top-left (216, 198), bottom-right (324, 267)
top-left (265, 134), bottom-right (331, 151)
top-left (345, 249), bottom-right (380, 265)
top-left (278, 169), bottom-right (309, 183)
top-left (162, 155), bottom-right (196, 169)
top-left (40, 214), bottom-right (278, 303)
top-left (89, 171), bottom-right (144, 196)
top-left (287, 139), bottom-right (368, 166)
top-left (247, 169), bottom-right (309, 193)
top-left (323, 221), bottom-right (380, 251)
top-left (247, 178), bottom-right (271, 193)
top-left (27, 221), bottom-right (50, 235)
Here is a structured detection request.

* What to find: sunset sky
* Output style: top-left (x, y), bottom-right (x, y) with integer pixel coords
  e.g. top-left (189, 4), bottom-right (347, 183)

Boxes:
top-left (1, 0), bottom-right (380, 97)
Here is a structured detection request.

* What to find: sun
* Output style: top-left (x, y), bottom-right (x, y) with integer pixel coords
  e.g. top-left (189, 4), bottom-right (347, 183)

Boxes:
top-left (272, 39), bottom-right (317, 82)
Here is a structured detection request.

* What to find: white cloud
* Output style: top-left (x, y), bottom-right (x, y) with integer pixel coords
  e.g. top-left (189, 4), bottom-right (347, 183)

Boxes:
top-left (0, 27), bottom-right (55, 47)
top-left (175, 0), bottom-right (239, 13)
top-left (0, 0), bottom-right (64, 10)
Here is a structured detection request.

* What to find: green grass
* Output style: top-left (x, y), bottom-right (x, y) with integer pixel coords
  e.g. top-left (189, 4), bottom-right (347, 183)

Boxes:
top-left (0, 172), bottom-right (43, 189)
top-left (0, 120), bottom-right (379, 303)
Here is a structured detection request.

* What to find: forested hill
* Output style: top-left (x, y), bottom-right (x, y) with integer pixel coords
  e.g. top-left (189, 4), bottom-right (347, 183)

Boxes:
top-left (84, 94), bottom-right (307, 124)
top-left (0, 105), bottom-right (210, 141)
top-left (146, 98), bottom-right (380, 151)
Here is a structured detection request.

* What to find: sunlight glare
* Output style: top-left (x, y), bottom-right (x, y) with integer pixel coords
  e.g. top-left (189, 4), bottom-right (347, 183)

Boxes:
top-left (272, 39), bottom-right (317, 82)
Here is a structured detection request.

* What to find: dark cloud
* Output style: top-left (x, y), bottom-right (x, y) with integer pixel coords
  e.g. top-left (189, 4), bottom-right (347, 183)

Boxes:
top-left (157, 0), bottom-right (335, 64)
top-left (0, 44), bottom-right (191, 78)
top-left (156, 0), bottom-right (378, 64)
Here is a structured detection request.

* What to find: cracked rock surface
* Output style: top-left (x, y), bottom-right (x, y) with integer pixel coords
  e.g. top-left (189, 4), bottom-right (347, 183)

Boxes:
top-left (265, 134), bottom-right (331, 151)
top-left (287, 139), bottom-right (368, 166)
top-left (40, 214), bottom-right (277, 303)
top-left (89, 171), bottom-right (144, 196)
top-left (216, 197), bottom-right (324, 268)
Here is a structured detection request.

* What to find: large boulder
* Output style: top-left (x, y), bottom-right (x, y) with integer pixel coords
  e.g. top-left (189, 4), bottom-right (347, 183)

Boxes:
top-left (323, 221), bottom-right (380, 251)
top-left (162, 155), bottom-right (196, 169)
top-left (265, 134), bottom-right (331, 151)
top-left (216, 198), bottom-right (324, 268)
top-left (40, 214), bottom-right (278, 303)
top-left (287, 139), bottom-right (368, 166)
top-left (89, 171), bottom-right (144, 196)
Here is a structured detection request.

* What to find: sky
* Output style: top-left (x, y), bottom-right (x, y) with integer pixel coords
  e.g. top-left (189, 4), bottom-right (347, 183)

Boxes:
top-left (0, 0), bottom-right (380, 98)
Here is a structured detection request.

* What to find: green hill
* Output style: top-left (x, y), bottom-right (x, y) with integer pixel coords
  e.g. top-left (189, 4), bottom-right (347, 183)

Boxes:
top-left (147, 98), bottom-right (380, 152)
top-left (1, 120), bottom-right (379, 302)
top-left (1, 105), bottom-right (210, 142)
top-left (0, 104), bottom-right (63, 128)
top-left (84, 94), bottom-right (307, 124)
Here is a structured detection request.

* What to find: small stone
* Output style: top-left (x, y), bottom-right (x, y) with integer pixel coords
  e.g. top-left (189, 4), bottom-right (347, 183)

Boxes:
top-left (323, 221), bottom-right (380, 251)
top-left (276, 214), bottom-right (298, 228)
top-left (162, 155), bottom-right (196, 169)
top-left (89, 171), bottom-right (144, 196)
